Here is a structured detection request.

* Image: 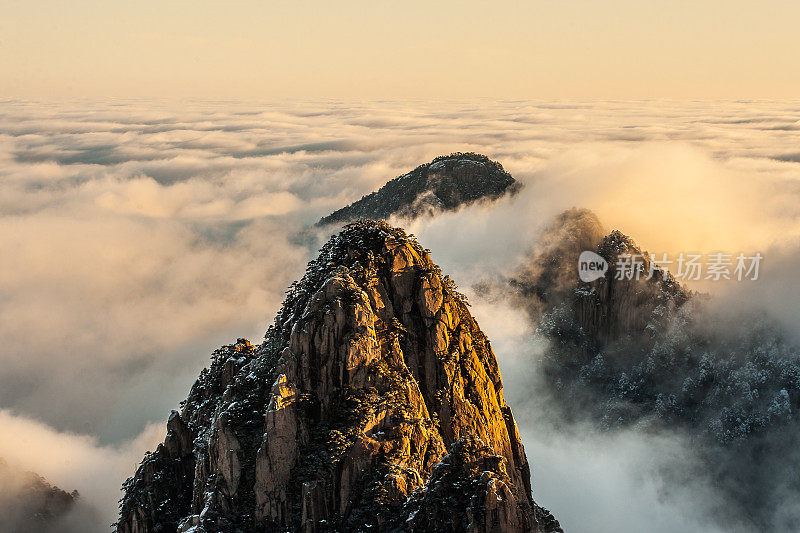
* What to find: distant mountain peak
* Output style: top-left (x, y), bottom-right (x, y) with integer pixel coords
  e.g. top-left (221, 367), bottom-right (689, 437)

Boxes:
top-left (0, 458), bottom-right (78, 531)
top-left (317, 153), bottom-right (519, 226)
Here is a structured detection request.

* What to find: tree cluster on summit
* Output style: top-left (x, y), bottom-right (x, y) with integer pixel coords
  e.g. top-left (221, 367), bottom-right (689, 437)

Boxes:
top-left (317, 153), bottom-right (519, 226)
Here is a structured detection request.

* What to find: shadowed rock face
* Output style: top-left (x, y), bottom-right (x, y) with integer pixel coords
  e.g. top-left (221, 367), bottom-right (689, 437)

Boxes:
top-left (317, 153), bottom-right (519, 227)
top-left (506, 210), bottom-right (800, 530)
top-left (502, 208), bottom-right (689, 354)
top-left (504, 208), bottom-right (607, 322)
top-left (568, 228), bottom-right (690, 352)
top-left (117, 220), bottom-right (559, 533)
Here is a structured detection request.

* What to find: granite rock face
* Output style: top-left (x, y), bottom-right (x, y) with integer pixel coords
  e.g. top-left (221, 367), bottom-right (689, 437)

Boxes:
top-left (402, 435), bottom-right (547, 533)
top-left (117, 220), bottom-right (559, 533)
top-left (318, 153), bottom-right (519, 226)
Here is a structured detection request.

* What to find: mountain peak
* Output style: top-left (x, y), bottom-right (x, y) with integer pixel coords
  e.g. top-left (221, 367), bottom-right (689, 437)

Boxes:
top-left (598, 229), bottom-right (640, 257)
top-left (117, 219), bottom-right (558, 533)
top-left (317, 153), bottom-right (519, 226)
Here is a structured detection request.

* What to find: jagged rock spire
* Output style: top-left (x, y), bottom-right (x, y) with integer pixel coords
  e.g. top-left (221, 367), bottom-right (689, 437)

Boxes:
top-left (117, 220), bottom-right (559, 533)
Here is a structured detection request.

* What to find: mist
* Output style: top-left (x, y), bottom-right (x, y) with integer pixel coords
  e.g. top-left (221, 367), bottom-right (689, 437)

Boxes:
top-left (1, 98), bottom-right (799, 530)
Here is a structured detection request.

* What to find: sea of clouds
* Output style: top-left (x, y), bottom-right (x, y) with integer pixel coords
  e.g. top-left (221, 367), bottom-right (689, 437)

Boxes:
top-left (1, 98), bottom-right (799, 530)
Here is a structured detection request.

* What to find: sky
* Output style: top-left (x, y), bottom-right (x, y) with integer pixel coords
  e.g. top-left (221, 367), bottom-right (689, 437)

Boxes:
top-left (3, 0), bottom-right (800, 99)
top-left (1, 97), bottom-right (799, 530)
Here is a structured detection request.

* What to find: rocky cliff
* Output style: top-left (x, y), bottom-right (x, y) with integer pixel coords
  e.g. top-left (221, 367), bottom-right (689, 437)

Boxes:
top-left (117, 219), bottom-right (559, 533)
top-left (317, 153), bottom-right (519, 226)
top-left (508, 210), bottom-right (800, 529)
top-left (502, 208), bottom-right (690, 353)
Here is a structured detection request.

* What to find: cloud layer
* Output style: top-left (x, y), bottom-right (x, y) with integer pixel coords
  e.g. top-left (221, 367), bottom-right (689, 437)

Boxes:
top-left (1, 98), bottom-right (799, 530)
